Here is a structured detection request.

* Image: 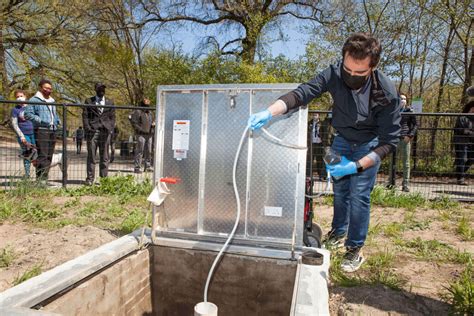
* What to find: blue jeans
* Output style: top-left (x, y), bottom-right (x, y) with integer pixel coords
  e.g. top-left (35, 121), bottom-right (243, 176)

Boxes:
top-left (331, 135), bottom-right (381, 248)
top-left (17, 134), bottom-right (36, 177)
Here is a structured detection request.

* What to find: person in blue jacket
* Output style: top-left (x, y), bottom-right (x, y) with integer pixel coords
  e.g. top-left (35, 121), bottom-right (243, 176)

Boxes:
top-left (24, 79), bottom-right (61, 182)
top-left (248, 33), bottom-right (401, 272)
top-left (11, 90), bottom-right (36, 177)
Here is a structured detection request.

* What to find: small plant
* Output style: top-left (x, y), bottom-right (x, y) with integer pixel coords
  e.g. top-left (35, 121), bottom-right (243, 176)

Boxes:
top-left (457, 216), bottom-right (473, 241)
top-left (0, 247), bottom-right (16, 268)
top-left (430, 196), bottom-right (459, 211)
top-left (19, 199), bottom-right (59, 222)
top-left (402, 238), bottom-right (451, 261)
top-left (329, 254), bottom-right (363, 287)
top-left (0, 198), bottom-right (14, 222)
top-left (442, 263), bottom-right (474, 315)
top-left (13, 263), bottom-right (42, 285)
top-left (77, 202), bottom-right (97, 217)
top-left (383, 222), bottom-right (405, 237)
top-left (364, 249), bottom-right (406, 291)
top-left (64, 197), bottom-right (80, 208)
top-left (119, 209), bottom-right (146, 234)
top-left (370, 186), bottom-right (425, 210)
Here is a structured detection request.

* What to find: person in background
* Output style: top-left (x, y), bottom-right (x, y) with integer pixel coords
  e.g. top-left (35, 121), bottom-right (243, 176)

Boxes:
top-left (453, 86), bottom-right (474, 185)
top-left (397, 93), bottom-right (417, 192)
top-left (73, 126), bottom-right (84, 154)
top-left (248, 33), bottom-right (401, 272)
top-left (310, 113), bottom-right (325, 181)
top-left (83, 83), bottom-right (116, 186)
top-left (11, 90), bottom-right (35, 177)
top-left (130, 97), bottom-right (154, 173)
top-left (24, 79), bottom-right (61, 183)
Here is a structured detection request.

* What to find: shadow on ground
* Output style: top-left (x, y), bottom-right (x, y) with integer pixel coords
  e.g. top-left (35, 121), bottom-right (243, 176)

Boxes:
top-left (330, 284), bottom-right (450, 315)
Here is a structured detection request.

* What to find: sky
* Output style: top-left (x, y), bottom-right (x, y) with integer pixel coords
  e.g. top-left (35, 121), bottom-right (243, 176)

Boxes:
top-left (154, 17), bottom-right (311, 60)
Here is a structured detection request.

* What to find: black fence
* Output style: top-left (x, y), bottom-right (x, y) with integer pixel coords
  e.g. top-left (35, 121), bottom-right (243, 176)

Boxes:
top-left (1, 101), bottom-right (473, 201)
top-left (1, 100), bottom-right (155, 188)
top-left (307, 111), bottom-right (473, 201)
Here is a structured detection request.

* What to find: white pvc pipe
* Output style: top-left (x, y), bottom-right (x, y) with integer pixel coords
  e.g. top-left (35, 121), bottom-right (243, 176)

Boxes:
top-left (194, 302), bottom-right (218, 316)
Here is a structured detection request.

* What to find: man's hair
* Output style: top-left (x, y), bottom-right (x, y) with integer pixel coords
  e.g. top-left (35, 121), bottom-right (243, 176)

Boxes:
top-left (342, 33), bottom-right (382, 67)
top-left (38, 79), bottom-right (52, 87)
top-left (14, 89), bottom-right (26, 97)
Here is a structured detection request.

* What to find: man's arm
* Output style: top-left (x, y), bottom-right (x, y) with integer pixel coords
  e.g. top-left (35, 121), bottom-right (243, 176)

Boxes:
top-left (248, 66), bottom-right (332, 129)
top-left (24, 103), bottom-right (42, 126)
top-left (359, 99), bottom-right (401, 170)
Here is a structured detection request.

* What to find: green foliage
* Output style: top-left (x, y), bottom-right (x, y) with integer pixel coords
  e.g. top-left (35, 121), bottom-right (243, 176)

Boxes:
top-left (119, 209), bottom-right (146, 234)
top-left (364, 249), bottom-right (407, 291)
top-left (66, 176), bottom-right (152, 202)
top-left (0, 247), bottom-right (16, 268)
top-left (430, 196), bottom-right (460, 210)
top-left (330, 249), bottom-right (406, 290)
top-left (442, 263), bottom-right (474, 315)
top-left (13, 264), bottom-right (43, 286)
top-left (370, 186), bottom-right (426, 210)
top-left (457, 216), bottom-right (473, 241)
top-left (399, 237), bottom-right (472, 264)
top-left (19, 199), bottom-right (59, 222)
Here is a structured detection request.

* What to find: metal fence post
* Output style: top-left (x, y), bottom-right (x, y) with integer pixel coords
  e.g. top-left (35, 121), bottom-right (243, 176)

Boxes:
top-left (62, 104), bottom-right (68, 188)
top-left (389, 150), bottom-right (396, 187)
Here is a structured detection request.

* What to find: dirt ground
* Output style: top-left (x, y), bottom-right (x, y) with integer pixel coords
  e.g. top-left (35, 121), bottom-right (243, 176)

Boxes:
top-left (0, 202), bottom-right (472, 315)
top-left (316, 203), bottom-right (473, 316)
top-left (0, 224), bottom-right (116, 292)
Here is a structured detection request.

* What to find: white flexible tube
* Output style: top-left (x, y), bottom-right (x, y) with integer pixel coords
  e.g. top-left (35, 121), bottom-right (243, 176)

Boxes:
top-left (203, 125), bottom-right (307, 302)
top-left (203, 126), bottom-right (248, 302)
top-left (261, 127), bottom-right (307, 150)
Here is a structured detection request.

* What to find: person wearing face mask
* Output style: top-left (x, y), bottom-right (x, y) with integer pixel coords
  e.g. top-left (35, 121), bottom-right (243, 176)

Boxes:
top-left (129, 97), bottom-right (154, 173)
top-left (83, 83), bottom-right (116, 186)
top-left (453, 86), bottom-right (474, 186)
top-left (24, 79), bottom-right (61, 182)
top-left (394, 94), bottom-right (417, 192)
top-left (248, 33), bottom-right (401, 272)
top-left (11, 90), bottom-right (36, 177)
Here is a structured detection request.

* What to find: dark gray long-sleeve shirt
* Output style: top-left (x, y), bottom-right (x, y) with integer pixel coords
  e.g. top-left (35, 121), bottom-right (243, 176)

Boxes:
top-left (279, 62), bottom-right (401, 160)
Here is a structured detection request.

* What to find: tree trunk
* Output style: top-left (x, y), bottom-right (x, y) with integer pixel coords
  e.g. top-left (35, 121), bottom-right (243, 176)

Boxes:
top-left (429, 21), bottom-right (455, 156)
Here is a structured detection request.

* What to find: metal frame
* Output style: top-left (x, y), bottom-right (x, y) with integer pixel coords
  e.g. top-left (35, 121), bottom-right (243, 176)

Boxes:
top-left (153, 84), bottom-right (306, 254)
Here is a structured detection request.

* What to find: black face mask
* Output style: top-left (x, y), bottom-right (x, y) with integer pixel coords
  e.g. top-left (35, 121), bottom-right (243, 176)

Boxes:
top-left (341, 67), bottom-right (369, 90)
top-left (96, 89), bottom-right (105, 98)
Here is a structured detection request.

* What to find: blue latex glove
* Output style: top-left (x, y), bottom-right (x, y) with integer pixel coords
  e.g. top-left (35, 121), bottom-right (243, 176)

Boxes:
top-left (326, 156), bottom-right (357, 178)
top-left (247, 109), bottom-right (272, 130)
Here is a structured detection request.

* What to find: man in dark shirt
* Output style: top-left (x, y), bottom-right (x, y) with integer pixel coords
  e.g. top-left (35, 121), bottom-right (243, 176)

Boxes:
top-left (248, 33), bottom-right (401, 272)
top-left (397, 94), bottom-right (417, 192)
top-left (130, 98), bottom-right (154, 173)
top-left (83, 83), bottom-right (116, 185)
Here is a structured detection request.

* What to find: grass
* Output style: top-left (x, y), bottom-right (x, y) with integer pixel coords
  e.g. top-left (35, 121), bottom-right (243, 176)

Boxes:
top-left (457, 216), bottom-right (473, 241)
top-left (330, 248), bottom-right (406, 291)
top-left (442, 263), bottom-right (474, 315)
top-left (13, 263), bottom-right (42, 285)
top-left (0, 247), bottom-right (16, 268)
top-left (397, 237), bottom-right (473, 264)
top-left (370, 186), bottom-right (425, 210)
top-left (0, 175), bottom-right (152, 233)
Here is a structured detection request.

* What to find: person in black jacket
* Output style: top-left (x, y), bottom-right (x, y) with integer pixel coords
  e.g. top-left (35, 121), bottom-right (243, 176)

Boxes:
top-left (130, 98), bottom-right (154, 173)
top-left (248, 33), bottom-right (401, 273)
top-left (453, 87), bottom-right (474, 185)
top-left (397, 94), bottom-right (417, 192)
top-left (82, 83), bottom-right (116, 185)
